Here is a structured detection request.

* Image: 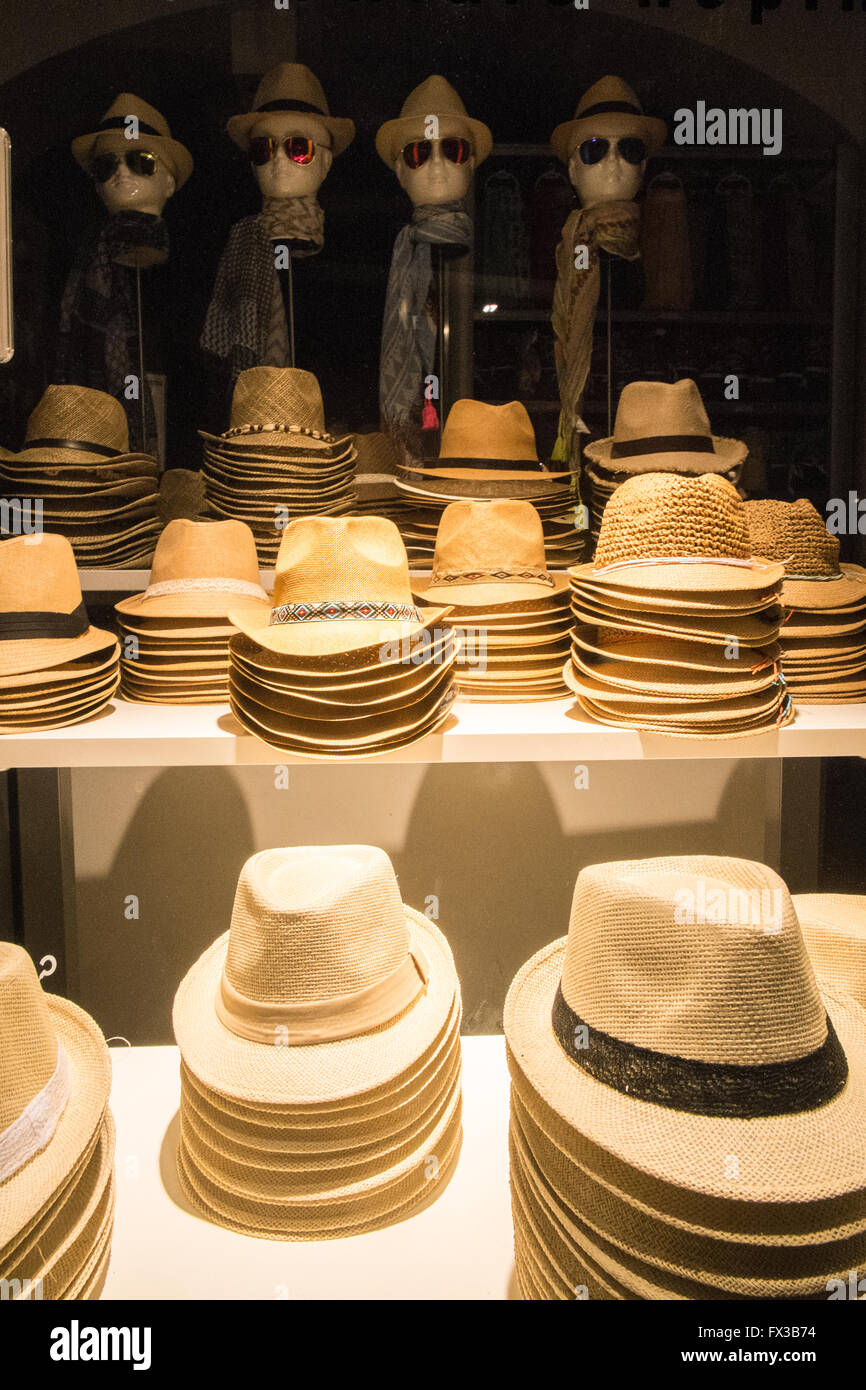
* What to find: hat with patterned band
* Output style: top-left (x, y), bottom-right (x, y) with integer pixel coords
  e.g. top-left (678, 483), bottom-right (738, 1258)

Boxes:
top-left (199, 368), bottom-right (354, 456)
top-left (227, 63), bottom-right (355, 158)
top-left (414, 500), bottom-right (571, 607)
top-left (583, 380), bottom-right (747, 476)
top-left (505, 856), bottom-right (866, 1208)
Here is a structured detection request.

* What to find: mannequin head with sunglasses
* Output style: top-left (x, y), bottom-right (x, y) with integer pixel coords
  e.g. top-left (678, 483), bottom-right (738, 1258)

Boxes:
top-left (247, 112), bottom-right (334, 200)
top-left (89, 135), bottom-right (176, 216)
top-left (567, 131), bottom-right (647, 210)
top-left (394, 131), bottom-right (475, 207)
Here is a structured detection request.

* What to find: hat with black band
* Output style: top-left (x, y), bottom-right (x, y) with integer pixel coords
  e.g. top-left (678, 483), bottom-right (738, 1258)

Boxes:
top-left (583, 379), bottom-right (747, 475)
top-left (71, 93), bottom-right (193, 189)
top-left (227, 63), bottom-right (355, 157)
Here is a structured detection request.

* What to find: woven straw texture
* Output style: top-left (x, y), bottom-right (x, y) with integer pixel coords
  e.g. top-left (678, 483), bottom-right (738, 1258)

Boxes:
top-left (793, 895), bottom-right (866, 1010)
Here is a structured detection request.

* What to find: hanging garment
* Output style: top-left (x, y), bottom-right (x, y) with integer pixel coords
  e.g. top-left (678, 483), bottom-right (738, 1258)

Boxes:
top-left (551, 200), bottom-right (641, 469)
top-left (640, 172), bottom-right (693, 311)
top-left (56, 212), bottom-right (164, 455)
top-left (379, 200), bottom-right (473, 435)
top-left (481, 169), bottom-right (530, 305)
top-left (528, 168), bottom-right (574, 295)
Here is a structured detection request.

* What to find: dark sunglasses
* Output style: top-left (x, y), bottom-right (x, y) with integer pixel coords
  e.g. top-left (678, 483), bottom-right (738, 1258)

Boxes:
top-left (578, 136), bottom-right (647, 167)
top-left (248, 135), bottom-right (329, 167)
top-left (401, 137), bottom-right (472, 171)
top-left (89, 150), bottom-right (158, 183)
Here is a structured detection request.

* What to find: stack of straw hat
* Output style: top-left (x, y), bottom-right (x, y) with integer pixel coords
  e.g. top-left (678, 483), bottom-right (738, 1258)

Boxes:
top-left (582, 379), bottom-right (747, 550)
top-left (352, 431), bottom-right (405, 523)
top-left (0, 941), bottom-right (114, 1300)
top-left (114, 519), bottom-right (269, 704)
top-left (173, 845), bottom-right (462, 1239)
top-left (0, 533), bottom-right (119, 733)
top-left (413, 500), bottom-right (572, 701)
top-left (505, 856), bottom-right (866, 1301)
top-left (200, 368), bottom-right (357, 564)
top-left (744, 498), bottom-right (866, 702)
top-left (0, 386), bottom-right (161, 567)
top-left (395, 400), bottom-right (585, 569)
top-left (566, 473), bottom-right (791, 737)
top-left (227, 516), bottom-right (457, 757)
top-left (793, 894), bottom-right (866, 1010)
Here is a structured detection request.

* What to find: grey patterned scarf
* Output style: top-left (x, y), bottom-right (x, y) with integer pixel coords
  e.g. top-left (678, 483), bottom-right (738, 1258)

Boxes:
top-left (380, 201), bottom-right (473, 433)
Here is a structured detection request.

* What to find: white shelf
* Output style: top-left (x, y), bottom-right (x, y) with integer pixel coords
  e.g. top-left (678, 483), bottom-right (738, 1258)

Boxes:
top-left (1, 697), bottom-right (865, 768)
top-left (103, 1038), bottom-right (515, 1301)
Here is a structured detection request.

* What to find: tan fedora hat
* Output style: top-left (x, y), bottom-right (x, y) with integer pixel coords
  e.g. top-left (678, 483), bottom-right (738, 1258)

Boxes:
top-left (376, 74), bottom-right (492, 167)
top-left (401, 399), bottom-right (570, 488)
top-left (0, 534), bottom-right (119, 679)
top-left (744, 498), bottom-right (866, 611)
top-left (229, 516), bottom-right (449, 659)
top-left (0, 943), bottom-right (111, 1252)
top-left (173, 846), bottom-right (460, 1107)
top-left (115, 519), bottom-right (268, 622)
top-left (71, 91), bottom-right (193, 189)
top-left (550, 75), bottom-right (666, 166)
top-left (793, 895), bottom-right (866, 1009)
top-left (505, 857), bottom-right (866, 1206)
top-left (414, 500), bottom-right (570, 606)
top-left (570, 473), bottom-right (784, 594)
top-left (227, 62), bottom-right (355, 158)
top-left (0, 385), bottom-right (151, 467)
top-left (199, 368), bottom-right (353, 454)
top-left (583, 380), bottom-right (747, 477)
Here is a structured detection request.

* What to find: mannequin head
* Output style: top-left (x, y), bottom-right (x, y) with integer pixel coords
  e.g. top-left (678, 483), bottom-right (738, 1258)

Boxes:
top-left (551, 77), bottom-right (666, 212)
top-left (567, 134), bottom-right (646, 210)
top-left (248, 111), bottom-right (334, 201)
top-left (377, 76), bottom-right (491, 209)
top-left (394, 136), bottom-right (476, 207)
top-left (89, 135), bottom-right (176, 216)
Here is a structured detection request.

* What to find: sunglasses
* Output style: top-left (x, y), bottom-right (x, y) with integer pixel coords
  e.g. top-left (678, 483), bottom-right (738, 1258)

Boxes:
top-left (578, 136), bottom-right (647, 167)
top-left (248, 135), bottom-right (329, 167)
top-left (401, 138), bottom-right (472, 170)
top-left (89, 150), bottom-right (158, 183)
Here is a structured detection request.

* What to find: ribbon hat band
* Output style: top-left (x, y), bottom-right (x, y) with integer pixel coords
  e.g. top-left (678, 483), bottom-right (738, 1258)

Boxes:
top-left (0, 1045), bottom-right (71, 1182)
top-left (0, 600), bottom-right (90, 643)
top-left (256, 99), bottom-right (327, 117)
top-left (610, 434), bottom-right (716, 459)
top-left (22, 438), bottom-right (122, 459)
top-left (270, 599), bottom-right (423, 627)
top-left (143, 578), bottom-right (268, 602)
top-left (97, 116), bottom-right (162, 138)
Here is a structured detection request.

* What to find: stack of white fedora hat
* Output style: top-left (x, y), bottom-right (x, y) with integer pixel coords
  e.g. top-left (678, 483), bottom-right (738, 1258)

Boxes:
top-left (0, 942), bottom-right (114, 1300)
top-left (172, 845), bottom-right (463, 1239)
top-left (505, 856), bottom-right (866, 1299)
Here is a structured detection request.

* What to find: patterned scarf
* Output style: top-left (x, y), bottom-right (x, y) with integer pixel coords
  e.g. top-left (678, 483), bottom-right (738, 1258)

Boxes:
top-left (201, 200), bottom-right (324, 385)
top-left (380, 201), bottom-right (473, 433)
top-left (552, 200), bottom-right (640, 469)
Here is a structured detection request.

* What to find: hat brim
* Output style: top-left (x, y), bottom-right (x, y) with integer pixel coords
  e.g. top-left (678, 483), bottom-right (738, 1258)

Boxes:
top-left (551, 112), bottom-right (667, 166)
top-left (782, 566), bottom-right (866, 611)
top-left (0, 630), bottom-right (118, 680)
top-left (414, 572), bottom-right (570, 607)
top-left (227, 602), bottom-right (450, 660)
top-left (226, 111), bottom-right (355, 157)
top-left (115, 589), bottom-right (270, 623)
top-left (583, 435), bottom-right (746, 476)
top-left (71, 130), bottom-right (193, 190)
top-left (376, 113), bottom-right (492, 168)
top-left (570, 558), bottom-right (784, 594)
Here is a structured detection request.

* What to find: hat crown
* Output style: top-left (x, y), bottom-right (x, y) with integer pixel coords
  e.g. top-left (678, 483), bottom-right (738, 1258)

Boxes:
top-left (0, 533), bottom-right (85, 616)
top-left (440, 399), bottom-right (538, 464)
top-left (594, 472), bottom-right (751, 567)
top-left (229, 368), bottom-right (327, 434)
top-left (0, 943), bottom-right (60, 1134)
top-left (744, 498), bottom-right (840, 578)
top-left (399, 75), bottom-right (470, 122)
top-left (25, 385), bottom-right (130, 454)
top-left (575, 75), bottom-right (645, 121)
top-left (149, 519), bottom-right (261, 586)
top-left (223, 846), bottom-right (411, 1006)
top-left (611, 379), bottom-right (712, 448)
top-left (96, 92), bottom-right (173, 140)
top-left (561, 857), bottom-right (828, 1066)
top-left (433, 499), bottom-right (547, 574)
top-left (273, 516), bottom-right (413, 608)
top-left (251, 62), bottom-right (331, 118)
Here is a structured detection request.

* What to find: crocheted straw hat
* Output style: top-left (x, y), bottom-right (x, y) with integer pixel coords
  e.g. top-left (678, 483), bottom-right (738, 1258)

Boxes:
top-left (172, 846), bottom-right (460, 1107)
top-left (794, 895), bottom-right (866, 1010)
top-left (199, 368), bottom-right (353, 454)
top-left (505, 856), bottom-right (866, 1206)
top-left (115, 520), bottom-right (268, 621)
top-left (744, 498), bottom-right (866, 610)
top-left (0, 534), bottom-right (118, 678)
top-left (551, 75), bottom-right (666, 166)
top-left (0, 943), bottom-right (111, 1251)
top-left (228, 515), bottom-right (448, 659)
top-left (376, 74), bottom-right (492, 168)
top-left (570, 473), bottom-right (784, 593)
top-left (583, 380), bottom-right (746, 476)
top-left (414, 500), bottom-right (571, 606)
top-left (0, 385), bottom-right (149, 466)
top-left (71, 92), bottom-right (193, 188)
top-left (227, 63), bottom-right (355, 158)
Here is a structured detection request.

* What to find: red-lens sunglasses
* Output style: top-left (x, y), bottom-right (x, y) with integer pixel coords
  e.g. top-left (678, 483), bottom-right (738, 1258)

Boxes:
top-left (401, 138), bottom-right (472, 171)
top-left (248, 135), bottom-right (329, 167)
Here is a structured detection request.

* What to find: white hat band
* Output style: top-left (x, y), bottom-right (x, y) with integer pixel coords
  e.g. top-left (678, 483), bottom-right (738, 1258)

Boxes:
top-left (143, 578), bottom-right (268, 601)
top-left (0, 1045), bottom-right (71, 1183)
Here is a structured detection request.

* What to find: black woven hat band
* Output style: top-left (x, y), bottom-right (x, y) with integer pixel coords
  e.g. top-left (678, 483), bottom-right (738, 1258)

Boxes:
top-left (255, 99), bottom-right (327, 117)
top-left (0, 600), bottom-right (90, 642)
top-left (97, 117), bottom-right (162, 138)
top-left (610, 434), bottom-right (715, 459)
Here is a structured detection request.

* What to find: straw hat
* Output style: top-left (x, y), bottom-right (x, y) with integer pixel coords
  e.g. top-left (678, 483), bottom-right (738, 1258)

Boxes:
top-left (414, 500), bottom-right (570, 606)
top-left (0, 943), bottom-right (111, 1251)
top-left (376, 74), bottom-right (492, 168)
top-left (227, 63), bottom-right (355, 157)
top-left (229, 515), bottom-right (448, 659)
top-left (505, 857), bottom-right (866, 1206)
top-left (0, 384), bottom-right (149, 466)
top-left (570, 473), bottom-right (784, 593)
top-left (583, 380), bottom-right (747, 476)
top-left (115, 520), bottom-right (268, 621)
top-left (550, 75), bottom-right (667, 166)
top-left (199, 368), bottom-right (352, 453)
top-left (173, 846), bottom-right (460, 1108)
top-left (400, 399), bottom-right (570, 492)
top-left (0, 534), bottom-right (118, 679)
top-left (744, 498), bottom-right (866, 610)
top-left (71, 92), bottom-right (193, 189)
top-left (794, 895), bottom-right (866, 1009)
